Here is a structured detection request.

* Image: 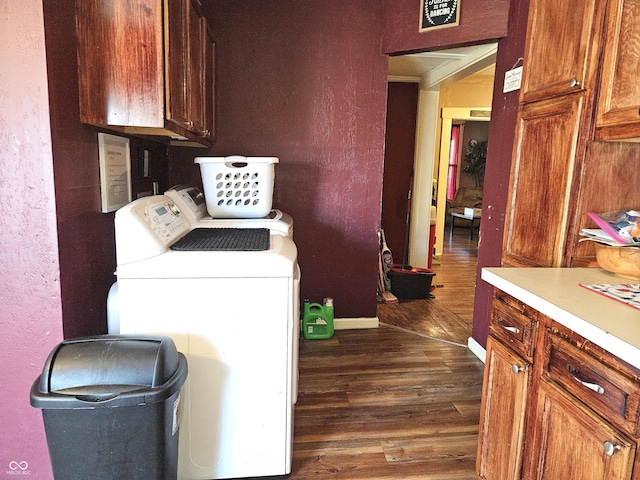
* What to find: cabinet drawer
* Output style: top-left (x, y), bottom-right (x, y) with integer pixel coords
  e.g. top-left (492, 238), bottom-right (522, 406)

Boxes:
top-left (490, 292), bottom-right (537, 360)
top-left (545, 333), bottom-right (640, 437)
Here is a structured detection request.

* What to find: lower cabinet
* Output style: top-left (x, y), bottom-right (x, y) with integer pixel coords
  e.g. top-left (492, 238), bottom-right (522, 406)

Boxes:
top-left (477, 337), bottom-right (531, 480)
top-left (523, 379), bottom-right (636, 480)
top-left (477, 289), bottom-right (640, 480)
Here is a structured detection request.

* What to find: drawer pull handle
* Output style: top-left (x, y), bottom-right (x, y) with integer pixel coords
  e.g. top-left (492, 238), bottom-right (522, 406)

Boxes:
top-left (498, 318), bottom-right (520, 334)
top-left (566, 364), bottom-right (605, 394)
top-left (569, 78), bottom-right (580, 88)
top-left (511, 364), bottom-right (524, 374)
top-left (603, 441), bottom-right (621, 456)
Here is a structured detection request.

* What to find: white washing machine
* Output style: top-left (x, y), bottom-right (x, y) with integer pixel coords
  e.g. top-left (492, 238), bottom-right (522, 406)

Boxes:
top-left (114, 195), bottom-right (300, 480)
top-left (165, 184), bottom-right (293, 237)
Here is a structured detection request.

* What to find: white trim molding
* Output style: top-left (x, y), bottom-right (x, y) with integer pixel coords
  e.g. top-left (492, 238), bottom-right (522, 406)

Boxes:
top-left (334, 317), bottom-right (379, 330)
top-left (467, 336), bottom-right (486, 363)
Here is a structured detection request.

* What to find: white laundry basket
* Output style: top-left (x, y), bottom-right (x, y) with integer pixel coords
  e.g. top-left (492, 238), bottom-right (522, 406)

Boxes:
top-left (195, 156), bottom-right (279, 218)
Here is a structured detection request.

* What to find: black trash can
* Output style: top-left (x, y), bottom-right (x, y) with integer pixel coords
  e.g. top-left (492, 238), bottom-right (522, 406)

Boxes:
top-left (30, 335), bottom-right (188, 480)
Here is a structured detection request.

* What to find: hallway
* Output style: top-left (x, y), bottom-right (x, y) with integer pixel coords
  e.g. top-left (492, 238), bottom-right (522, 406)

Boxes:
top-left (378, 231), bottom-right (479, 344)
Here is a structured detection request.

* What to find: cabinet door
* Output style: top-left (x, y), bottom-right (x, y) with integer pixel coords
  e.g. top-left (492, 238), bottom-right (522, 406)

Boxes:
top-left (202, 21), bottom-right (215, 140)
top-left (595, 0), bottom-right (640, 141)
top-left (165, 0), bottom-right (190, 129)
top-left (76, 0), bottom-right (164, 127)
top-left (166, 0), bottom-right (211, 139)
top-left (503, 94), bottom-right (585, 267)
top-left (520, 0), bottom-right (604, 103)
top-left (187, 0), bottom-right (206, 135)
top-left (526, 380), bottom-right (636, 480)
top-left (477, 337), bottom-right (531, 480)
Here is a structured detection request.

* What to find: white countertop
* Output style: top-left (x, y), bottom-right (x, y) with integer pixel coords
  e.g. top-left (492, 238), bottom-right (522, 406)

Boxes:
top-left (482, 267), bottom-right (640, 370)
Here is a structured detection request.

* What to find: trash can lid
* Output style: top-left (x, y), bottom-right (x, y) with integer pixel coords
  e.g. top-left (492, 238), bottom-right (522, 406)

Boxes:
top-left (30, 335), bottom-right (187, 408)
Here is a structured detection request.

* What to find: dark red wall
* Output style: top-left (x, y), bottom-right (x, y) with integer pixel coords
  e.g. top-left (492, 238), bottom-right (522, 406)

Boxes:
top-left (41, 0), bottom-right (525, 339)
top-left (382, 82), bottom-right (419, 263)
top-left (471, 0), bottom-right (530, 347)
top-left (380, 0), bottom-right (528, 348)
top-left (173, 0), bottom-right (390, 318)
top-left (43, 0), bottom-right (172, 338)
top-left (382, 0), bottom-right (511, 54)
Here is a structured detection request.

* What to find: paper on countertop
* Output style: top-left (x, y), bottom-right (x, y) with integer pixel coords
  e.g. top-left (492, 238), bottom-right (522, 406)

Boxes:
top-left (579, 229), bottom-right (640, 247)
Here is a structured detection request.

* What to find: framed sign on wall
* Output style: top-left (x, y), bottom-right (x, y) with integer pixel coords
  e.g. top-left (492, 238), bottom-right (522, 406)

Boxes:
top-left (420, 0), bottom-right (460, 31)
top-left (98, 132), bottom-right (132, 213)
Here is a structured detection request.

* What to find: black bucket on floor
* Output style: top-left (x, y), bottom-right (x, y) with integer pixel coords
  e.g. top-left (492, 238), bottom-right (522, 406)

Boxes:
top-left (388, 265), bottom-right (436, 299)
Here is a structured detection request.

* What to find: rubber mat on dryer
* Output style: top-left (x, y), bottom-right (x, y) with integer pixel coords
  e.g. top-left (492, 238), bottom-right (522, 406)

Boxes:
top-left (170, 228), bottom-right (270, 251)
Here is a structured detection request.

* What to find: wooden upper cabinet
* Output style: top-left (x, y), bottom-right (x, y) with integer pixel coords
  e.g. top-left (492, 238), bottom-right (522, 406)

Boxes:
top-left (76, 0), bottom-right (214, 146)
top-left (520, 0), bottom-right (605, 104)
top-left (76, 0), bottom-right (164, 127)
top-left (503, 94), bottom-right (586, 267)
top-left (595, 0), bottom-right (640, 141)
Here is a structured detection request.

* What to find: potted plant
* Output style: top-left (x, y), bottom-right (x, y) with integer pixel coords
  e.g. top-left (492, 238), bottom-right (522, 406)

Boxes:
top-left (463, 140), bottom-right (487, 186)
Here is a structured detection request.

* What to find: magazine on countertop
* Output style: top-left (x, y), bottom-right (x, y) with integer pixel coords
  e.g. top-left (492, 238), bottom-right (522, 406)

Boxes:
top-left (586, 210), bottom-right (640, 245)
top-left (579, 283), bottom-right (640, 311)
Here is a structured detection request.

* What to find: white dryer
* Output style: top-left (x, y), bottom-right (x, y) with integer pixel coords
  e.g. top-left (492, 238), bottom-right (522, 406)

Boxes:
top-left (165, 184), bottom-right (293, 237)
top-left (114, 195), bottom-right (299, 480)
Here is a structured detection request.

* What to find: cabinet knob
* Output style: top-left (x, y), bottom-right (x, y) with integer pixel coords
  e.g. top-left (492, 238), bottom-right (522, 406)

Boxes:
top-left (511, 364), bottom-right (524, 374)
top-left (197, 130), bottom-right (210, 137)
top-left (569, 78), bottom-right (580, 88)
top-left (184, 121), bottom-right (194, 129)
top-left (603, 441), bottom-right (621, 456)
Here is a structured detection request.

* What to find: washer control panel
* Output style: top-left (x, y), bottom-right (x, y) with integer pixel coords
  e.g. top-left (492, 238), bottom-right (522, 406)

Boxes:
top-left (165, 184), bottom-right (207, 224)
top-left (143, 201), bottom-right (187, 243)
top-left (115, 195), bottom-right (191, 265)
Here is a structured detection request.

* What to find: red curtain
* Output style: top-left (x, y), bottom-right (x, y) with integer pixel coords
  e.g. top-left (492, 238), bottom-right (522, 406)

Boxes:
top-left (446, 125), bottom-right (461, 200)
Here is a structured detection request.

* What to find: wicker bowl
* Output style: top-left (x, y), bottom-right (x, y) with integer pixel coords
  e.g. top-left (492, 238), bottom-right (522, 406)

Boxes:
top-left (594, 243), bottom-right (640, 280)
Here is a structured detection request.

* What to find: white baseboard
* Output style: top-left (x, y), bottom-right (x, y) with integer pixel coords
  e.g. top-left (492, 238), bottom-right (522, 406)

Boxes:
top-left (334, 317), bottom-right (379, 330)
top-left (467, 336), bottom-right (486, 363)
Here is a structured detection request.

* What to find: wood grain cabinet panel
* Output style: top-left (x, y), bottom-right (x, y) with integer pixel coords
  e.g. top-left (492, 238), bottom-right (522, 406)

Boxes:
top-left (595, 0), bottom-right (640, 141)
top-left (76, 0), bottom-right (164, 127)
top-left (520, 0), bottom-right (604, 104)
top-left (76, 0), bottom-right (214, 146)
top-left (478, 287), bottom-right (640, 480)
top-left (477, 336), bottom-right (531, 480)
top-left (503, 94), bottom-right (585, 267)
top-left (490, 294), bottom-right (537, 360)
top-left (502, 0), bottom-right (616, 267)
top-left (525, 380), bottom-right (636, 480)
top-left (544, 333), bottom-right (640, 437)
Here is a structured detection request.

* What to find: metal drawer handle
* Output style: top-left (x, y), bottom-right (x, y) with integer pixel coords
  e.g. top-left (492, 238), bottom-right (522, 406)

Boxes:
top-left (497, 318), bottom-right (520, 334)
top-left (603, 441), bottom-right (621, 456)
top-left (512, 364), bottom-right (524, 374)
top-left (569, 78), bottom-right (580, 88)
top-left (566, 364), bottom-right (605, 394)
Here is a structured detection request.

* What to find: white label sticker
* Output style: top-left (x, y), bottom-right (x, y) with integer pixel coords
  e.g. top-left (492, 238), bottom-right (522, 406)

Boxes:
top-left (503, 66), bottom-right (523, 93)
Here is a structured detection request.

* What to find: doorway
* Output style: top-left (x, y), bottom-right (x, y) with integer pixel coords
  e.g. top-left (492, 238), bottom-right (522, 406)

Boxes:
top-left (435, 109), bottom-right (491, 256)
top-left (386, 46), bottom-right (497, 269)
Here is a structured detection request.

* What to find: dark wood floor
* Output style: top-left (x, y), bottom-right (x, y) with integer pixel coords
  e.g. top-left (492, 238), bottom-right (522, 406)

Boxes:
top-left (255, 233), bottom-right (483, 480)
top-left (378, 231), bottom-right (479, 345)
